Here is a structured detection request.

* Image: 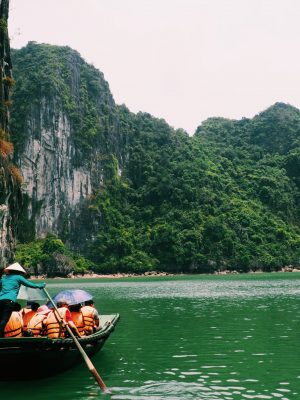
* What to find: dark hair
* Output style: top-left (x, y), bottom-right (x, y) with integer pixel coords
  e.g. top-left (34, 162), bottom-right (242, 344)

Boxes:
top-left (31, 302), bottom-right (40, 311)
top-left (13, 303), bottom-right (22, 312)
top-left (57, 301), bottom-right (68, 308)
top-left (84, 300), bottom-right (94, 306)
top-left (69, 304), bottom-right (81, 312)
top-left (6, 270), bottom-right (22, 275)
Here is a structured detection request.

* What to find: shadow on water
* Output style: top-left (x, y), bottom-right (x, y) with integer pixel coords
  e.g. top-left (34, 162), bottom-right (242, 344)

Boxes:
top-left (0, 362), bottom-right (106, 399)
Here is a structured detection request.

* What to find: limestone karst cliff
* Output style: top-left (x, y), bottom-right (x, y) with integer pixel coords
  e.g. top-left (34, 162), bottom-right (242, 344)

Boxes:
top-left (10, 42), bottom-right (300, 275)
top-left (0, 0), bottom-right (22, 266)
top-left (0, 158), bottom-right (21, 263)
top-left (11, 42), bottom-right (123, 247)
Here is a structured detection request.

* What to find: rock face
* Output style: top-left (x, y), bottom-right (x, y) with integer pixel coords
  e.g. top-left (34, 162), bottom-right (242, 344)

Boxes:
top-left (19, 109), bottom-right (92, 234)
top-left (11, 43), bottom-right (122, 246)
top-left (0, 0), bottom-right (22, 266)
top-left (0, 159), bottom-right (21, 264)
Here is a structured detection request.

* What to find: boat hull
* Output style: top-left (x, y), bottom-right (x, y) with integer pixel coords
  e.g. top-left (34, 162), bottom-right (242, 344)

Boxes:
top-left (0, 313), bottom-right (119, 380)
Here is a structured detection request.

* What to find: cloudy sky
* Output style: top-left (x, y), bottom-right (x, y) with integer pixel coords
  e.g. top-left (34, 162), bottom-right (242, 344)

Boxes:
top-left (9, 0), bottom-right (300, 134)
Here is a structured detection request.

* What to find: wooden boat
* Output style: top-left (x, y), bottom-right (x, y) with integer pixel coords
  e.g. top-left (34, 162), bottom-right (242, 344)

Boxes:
top-left (0, 313), bottom-right (120, 380)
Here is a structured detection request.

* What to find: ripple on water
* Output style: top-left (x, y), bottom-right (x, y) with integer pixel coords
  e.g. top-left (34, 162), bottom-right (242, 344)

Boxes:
top-left (53, 275), bottom-right (300, 400)
top-left (66, 276), bottom-right (300, 301)
top-left (111, 381), bottom-right (225, 399)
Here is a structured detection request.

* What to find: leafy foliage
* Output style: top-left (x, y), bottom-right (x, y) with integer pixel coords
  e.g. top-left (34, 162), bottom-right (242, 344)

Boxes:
top-left (10, 42), bottom-right (116, 159)
top-left (86, 104), bottom-right (300, 273)
top-left (10, 43), bottom-right (300, 274)
top-left (15, 234), bottom-right (93, 277)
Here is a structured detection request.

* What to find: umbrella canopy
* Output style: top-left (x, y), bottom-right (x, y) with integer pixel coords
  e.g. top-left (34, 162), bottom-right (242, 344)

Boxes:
top-left (17, 286), bottom-right (48, 301)
top-left (49, 289), bottom-right (93, 306)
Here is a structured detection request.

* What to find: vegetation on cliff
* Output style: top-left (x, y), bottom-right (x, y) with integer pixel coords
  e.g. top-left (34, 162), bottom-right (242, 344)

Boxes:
top-left (10, 42), bottom-right (116, 159)
top-left (10, 44), bottom-right (300, 276)
top-left (15, 233), bottom-right (93, 277)
top-left (86, 103), bottom-right (300, 274)
top-left (0, 0), bottom-right (23, 266)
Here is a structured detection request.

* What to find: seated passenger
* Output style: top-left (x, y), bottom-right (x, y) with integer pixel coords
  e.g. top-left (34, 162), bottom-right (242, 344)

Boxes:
top-left (69, 304), bottom-right (85, 337)
top-left (21, 301), bottom-right (32, 316)
top-left (4, 302), bottom-right (23, 338)
top-left (81, 300), bottom-right (100, 335)
top-left (27, 305), bottom-right (51, 337)
top-left (45, 300), bottom-right (81, 338)
top-left (22, 302), bottom-right (40, 334)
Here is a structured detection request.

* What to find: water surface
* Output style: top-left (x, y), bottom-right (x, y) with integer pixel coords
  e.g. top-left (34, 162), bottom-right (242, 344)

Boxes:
top-left (1, 273), bottom-right (300, 399)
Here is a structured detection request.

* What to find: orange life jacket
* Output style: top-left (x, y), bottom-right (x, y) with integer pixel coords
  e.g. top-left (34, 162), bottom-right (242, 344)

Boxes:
top-left (4, 311), bottom-right (23, 338)
top-left (21, 308), bottom-right (31, 316)
top-left (70, 311), bottom-right (85, 336)
top-left (27, 314), bottom-right (47, 337)
top-left (45, 307), bottom-right (68, 338)
top-left (81, 306), bottom-right (97, 334)
top-left (23, 310), bottom-right (37, 332)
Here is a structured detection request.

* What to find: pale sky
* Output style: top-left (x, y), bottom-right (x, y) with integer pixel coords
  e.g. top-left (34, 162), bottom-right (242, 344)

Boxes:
top-left (8, 0), bottom-right (300, 134)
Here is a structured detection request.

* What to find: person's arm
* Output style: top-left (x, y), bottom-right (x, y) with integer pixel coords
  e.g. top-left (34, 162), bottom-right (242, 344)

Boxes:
top-left (93, 309), bottom-right (100, 328)
top-left (19, 275), bottom-right (45, 289)
top-left (67, 320), bottom-right (81, 336)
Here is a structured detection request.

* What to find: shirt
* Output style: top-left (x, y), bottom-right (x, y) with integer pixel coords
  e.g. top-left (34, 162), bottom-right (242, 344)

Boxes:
top-left (0, 274), bottom-right (44, 302)
top-left (53, 307), bottom-right (73, 322)
top-left (65, 308), bottom-right (73, 323)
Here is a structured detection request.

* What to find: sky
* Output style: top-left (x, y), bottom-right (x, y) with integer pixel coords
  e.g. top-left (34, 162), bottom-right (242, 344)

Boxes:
top-left (8, 0), bottom-right (300, 135)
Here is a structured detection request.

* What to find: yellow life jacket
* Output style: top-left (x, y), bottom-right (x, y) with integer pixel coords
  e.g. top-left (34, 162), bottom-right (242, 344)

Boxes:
top-left (4, 311), bottom-right (23, 338)
top-left (27, 314), bottom-right (47, 337)
top-left (70, 311), bottom-right (85, 336)
top-left (23, 310), bottom-right (37, 332)
top-left (81, 306), bottom-right (96, 334)
top-left (45, 307), bottom-right (67, 338)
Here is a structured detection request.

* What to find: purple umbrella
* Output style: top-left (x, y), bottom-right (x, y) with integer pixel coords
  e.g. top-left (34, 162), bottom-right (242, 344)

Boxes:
top-left (49, 289), bottom-right (93, 306)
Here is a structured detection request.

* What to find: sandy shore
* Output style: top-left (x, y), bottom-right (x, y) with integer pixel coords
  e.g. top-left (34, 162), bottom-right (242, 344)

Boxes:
top-left (30, 267), bottom-right (300, 280)
top-left (30, 271), bottom-right (175, 279)
top-left (70, 271), bottom-right (175, 279)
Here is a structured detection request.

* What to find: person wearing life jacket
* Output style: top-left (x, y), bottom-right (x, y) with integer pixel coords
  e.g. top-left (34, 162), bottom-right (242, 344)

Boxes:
top-left (4, 302), bottom-right (23, 338)
top-left (69, 304), bottom-right (86, 337)
top-left (0, 263), bottom-right (46, 337)
top-left (22, 302), bottom-right (40, 334)
top-left (45, 300), bottom-right (80, 339)
top-left (27, 305), bottom-right (51, 337)
top-left (81, 300), bottom-right (100, 335)
top-left (21, 300), bottom-right (40, 317)
top-left (21, 301), bottom-right (32, 318)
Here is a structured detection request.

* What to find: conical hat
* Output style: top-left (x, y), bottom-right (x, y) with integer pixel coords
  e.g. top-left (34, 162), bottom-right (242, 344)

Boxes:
top-left (5, 262), bottom-right (26, 273)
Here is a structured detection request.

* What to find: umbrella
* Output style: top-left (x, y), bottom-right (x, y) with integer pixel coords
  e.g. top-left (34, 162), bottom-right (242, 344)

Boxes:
top-left (17, 286), bottom-right (48, 301)
top-left (49, 289), bottom-right (93, 306)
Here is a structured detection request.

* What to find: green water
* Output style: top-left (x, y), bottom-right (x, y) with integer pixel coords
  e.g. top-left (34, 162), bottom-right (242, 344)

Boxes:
top-left (1, 273), bottom-right (300, 399)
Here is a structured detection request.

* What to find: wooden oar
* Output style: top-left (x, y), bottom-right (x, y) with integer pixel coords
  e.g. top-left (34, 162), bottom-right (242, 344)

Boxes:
top-left (43, 288), bottom-right (110, 394)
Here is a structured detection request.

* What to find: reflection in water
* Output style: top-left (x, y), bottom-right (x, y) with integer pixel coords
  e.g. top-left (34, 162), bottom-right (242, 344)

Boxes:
top-left (0, 274), bottom-right (299, 400)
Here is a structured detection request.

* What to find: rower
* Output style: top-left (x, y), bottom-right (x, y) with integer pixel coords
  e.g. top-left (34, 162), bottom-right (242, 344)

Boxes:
top-left (0, 262), bottom-right (46, 337)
